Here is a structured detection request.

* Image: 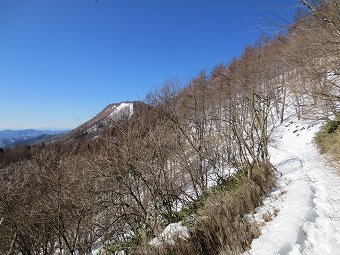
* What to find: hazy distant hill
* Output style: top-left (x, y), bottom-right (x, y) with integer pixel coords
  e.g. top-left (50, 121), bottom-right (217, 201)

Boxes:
top-left (0, 129), bottom-right (69, 148)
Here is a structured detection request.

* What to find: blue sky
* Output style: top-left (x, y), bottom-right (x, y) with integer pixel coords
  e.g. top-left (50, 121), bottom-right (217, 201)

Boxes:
top-left (0, 0), bottom-right (297, 129)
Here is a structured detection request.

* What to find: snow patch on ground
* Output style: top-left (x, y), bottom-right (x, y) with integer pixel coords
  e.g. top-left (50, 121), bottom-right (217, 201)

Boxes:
top-left (150, 222), bottom-right (190, 246)
top-left (109, 103), bottom-right (134, 119)
top-left (246, 116), bottom-right (340, 255)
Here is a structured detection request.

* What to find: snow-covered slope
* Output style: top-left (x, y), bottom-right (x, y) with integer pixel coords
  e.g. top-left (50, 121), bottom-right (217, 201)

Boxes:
top-left (246, 114), bottom-right (340, 254)
top-left (85, 102), bottom-right (134, 134)
top-left (67, 101), bottom-right (141, 141)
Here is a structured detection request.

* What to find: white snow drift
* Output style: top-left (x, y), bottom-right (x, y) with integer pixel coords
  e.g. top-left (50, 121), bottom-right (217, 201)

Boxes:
top-left (246, 114), bottom-right (340, 255)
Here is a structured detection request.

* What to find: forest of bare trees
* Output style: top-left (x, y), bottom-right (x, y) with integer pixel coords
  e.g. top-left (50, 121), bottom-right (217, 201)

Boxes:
top-left (0, 1), bottom-right (339, 254)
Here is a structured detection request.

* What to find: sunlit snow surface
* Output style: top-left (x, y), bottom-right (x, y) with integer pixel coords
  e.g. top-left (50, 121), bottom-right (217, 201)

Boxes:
top-left (246, 113), bottom-right (340, 255)
top-left (150, 222), bottom-right (190, 246)
top-left (108, 103), bottom-right (134, 118)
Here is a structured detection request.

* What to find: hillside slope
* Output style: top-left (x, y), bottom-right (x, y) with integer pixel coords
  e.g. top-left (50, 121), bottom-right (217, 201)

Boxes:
top-left (246, 111), bottom-right (340, 254)
top-left (66, 101), bottom-right (146, 141)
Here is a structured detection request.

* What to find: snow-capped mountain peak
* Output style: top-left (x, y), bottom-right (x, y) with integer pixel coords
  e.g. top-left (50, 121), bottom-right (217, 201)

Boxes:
top-left (67, 101), bottom-right (142, 141)
top-left (107, 102), bottom-right (134, 119)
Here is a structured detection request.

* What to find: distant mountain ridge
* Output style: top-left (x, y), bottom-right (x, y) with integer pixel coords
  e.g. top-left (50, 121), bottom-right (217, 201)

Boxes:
top-left (0, 129), bottom-right (69, 148)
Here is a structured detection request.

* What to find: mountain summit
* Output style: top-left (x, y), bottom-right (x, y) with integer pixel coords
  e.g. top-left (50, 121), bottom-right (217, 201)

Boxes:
top-left (67, 101), bottom-right (145, 141)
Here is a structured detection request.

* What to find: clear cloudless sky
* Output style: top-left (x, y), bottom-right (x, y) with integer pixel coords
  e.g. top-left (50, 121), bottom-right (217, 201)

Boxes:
top-left (0, 0), bottom-right (297, 130)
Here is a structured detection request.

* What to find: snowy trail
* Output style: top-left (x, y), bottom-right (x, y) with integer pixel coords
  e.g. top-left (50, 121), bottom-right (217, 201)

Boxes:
top-left (246, 118), bottom-right (340, 255)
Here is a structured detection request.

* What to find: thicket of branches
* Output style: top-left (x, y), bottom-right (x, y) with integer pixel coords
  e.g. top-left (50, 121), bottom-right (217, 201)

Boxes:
top-left (284, 0), bottom-right (340, 118)
top-left (0, 1), bottom-right (338, 254)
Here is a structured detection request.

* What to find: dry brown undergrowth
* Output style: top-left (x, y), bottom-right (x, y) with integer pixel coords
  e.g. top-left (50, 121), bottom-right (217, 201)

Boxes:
top-left (314, 119), bottom-right (340, 170)
top-left (142, 162), bottom-right (275, 255)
